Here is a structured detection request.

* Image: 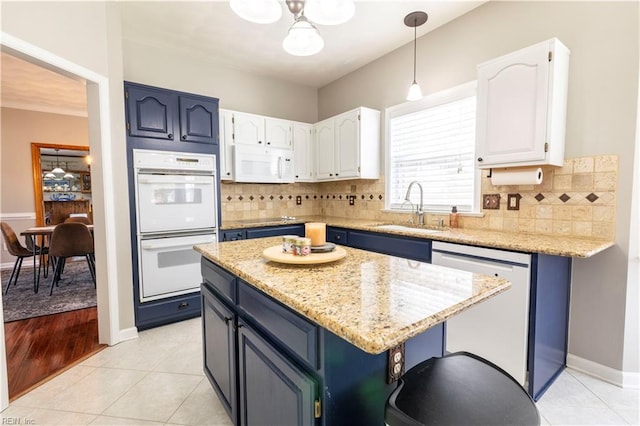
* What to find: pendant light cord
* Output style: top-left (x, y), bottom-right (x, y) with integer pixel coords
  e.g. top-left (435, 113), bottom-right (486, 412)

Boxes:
top-left (412, 19), bottom-right (417, 84)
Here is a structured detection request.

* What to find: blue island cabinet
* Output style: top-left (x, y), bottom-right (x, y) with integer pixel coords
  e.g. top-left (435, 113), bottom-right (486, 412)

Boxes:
top-left (201, 258), bottom-right (445, 426)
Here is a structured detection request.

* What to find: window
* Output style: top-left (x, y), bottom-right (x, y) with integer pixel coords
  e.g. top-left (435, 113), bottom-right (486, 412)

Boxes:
top-left (385, 82), bottom-right (478, 213)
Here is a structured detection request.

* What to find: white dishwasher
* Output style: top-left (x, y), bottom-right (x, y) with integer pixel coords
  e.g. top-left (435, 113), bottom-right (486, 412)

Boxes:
top-left (432, 241), bottom-right (532, 385)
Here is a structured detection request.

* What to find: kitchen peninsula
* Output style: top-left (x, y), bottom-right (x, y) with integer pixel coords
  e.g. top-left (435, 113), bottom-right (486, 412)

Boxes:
top-left (195, 237), bottom-right (510, 425)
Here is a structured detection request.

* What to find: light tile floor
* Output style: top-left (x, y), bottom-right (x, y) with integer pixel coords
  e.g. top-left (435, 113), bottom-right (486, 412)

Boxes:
top-left (2, 317), bottom-right (638, 425)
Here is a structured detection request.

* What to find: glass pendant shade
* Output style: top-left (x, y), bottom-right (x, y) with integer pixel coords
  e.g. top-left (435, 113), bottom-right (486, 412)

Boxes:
top-left (282, 18), bottom-right (324, 56)
top-left (44, 172), bottom-right (56, 179)
top-left (407, 81), bottom-right (423, 101)
top-left (51, 166), bottom-right (65, 175)
top-left (304, 0), bottom-right (355, 25)
top-left (230, 0), bottom-right (282, 24)
top-left (63, 172), bottom-right (75, 179)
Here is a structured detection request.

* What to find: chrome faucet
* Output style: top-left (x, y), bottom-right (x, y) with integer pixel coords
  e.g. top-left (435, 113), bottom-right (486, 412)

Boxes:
top-left (404, 181), bottom-right (425, 226)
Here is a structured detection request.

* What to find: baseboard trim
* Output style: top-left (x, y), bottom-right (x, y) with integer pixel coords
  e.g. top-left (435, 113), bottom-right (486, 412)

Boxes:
top-left (117, 326), bottom-right (138, 343)
top-left (567, 353), bottom-right (640, 389)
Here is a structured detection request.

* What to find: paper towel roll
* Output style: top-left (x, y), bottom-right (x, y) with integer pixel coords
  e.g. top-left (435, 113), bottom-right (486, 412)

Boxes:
top-left (491, 167), bottom-right (543, 186)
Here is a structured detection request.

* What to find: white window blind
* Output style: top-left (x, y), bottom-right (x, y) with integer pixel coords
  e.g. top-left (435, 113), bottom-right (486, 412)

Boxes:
top-left (387, 83), bottom-right (477, 212)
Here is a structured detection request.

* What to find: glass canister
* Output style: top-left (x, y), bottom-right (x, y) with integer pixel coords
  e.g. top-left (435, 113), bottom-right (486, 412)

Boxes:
top-left (282, 235), bottom-right (297, 253)
top-left (294, 237), bottom-right (312, 256)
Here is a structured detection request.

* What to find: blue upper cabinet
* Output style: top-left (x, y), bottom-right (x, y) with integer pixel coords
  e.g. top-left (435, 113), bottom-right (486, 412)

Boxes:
top-left (126, 84), bottom-right (176, 140)
top-left (179, 96), bottom-right (218, 144)
top-left (125, 81), bottom-right (219, 146)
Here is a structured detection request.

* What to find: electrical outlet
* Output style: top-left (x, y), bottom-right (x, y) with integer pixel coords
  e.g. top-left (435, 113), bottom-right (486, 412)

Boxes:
top-left (296, 196), bottom-right (302, 205)
top-left (507, 193), bottom-right (521, 210)
top-left (348, 195), bottom-right (356, 206)
top-left (387, 343), bottom-right (405, 383)
top-left (483, 194), bottom-right (501, 210)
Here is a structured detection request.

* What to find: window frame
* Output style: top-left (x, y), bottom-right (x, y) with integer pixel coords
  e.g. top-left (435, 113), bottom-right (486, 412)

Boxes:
top-left (384, 81), bottom-right (481, 214)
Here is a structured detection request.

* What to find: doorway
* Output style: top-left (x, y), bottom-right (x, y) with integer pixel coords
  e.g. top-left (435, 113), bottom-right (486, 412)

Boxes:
top-left (0, 40), bottom-right (119, 408)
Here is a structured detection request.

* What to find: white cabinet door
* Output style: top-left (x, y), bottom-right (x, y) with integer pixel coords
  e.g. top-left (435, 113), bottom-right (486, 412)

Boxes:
top-left (314, 119), bottom-right (335, 180)
top-left (293, 123), bottom-right (314, 181)
top-left (265, 117), bottom-right (292, 148)
top-left (219, 109), bottom-right (234, 181)
top-left (334, 110), bottom-right (359, 179)
top-left (476, 38), bottom-right (569, 168)
top-left (234, 112), bottom-right (265, 146)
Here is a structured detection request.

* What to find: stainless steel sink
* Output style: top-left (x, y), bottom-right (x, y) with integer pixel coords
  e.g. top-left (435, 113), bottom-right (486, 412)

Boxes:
top-left (373, 224), bottom-right (443, 234)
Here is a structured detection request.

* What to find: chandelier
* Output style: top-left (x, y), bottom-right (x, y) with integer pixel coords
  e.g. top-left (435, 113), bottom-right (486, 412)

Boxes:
top-left (230, 0), bottom-right (355, 56)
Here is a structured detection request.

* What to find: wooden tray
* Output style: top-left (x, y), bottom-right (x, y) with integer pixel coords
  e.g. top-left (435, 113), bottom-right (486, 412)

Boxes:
top-left (262, 245), bottom-right (346, 265)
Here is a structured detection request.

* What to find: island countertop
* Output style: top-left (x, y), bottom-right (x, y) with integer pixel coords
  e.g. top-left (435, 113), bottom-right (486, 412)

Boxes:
top-left (194, 237), bottom-right (510, 354)
top-left (222, 216), bottom-right (614, 258)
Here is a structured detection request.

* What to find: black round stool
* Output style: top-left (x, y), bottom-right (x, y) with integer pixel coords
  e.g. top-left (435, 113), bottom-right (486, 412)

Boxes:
top-left (385, 352), bottom-right (540, 426)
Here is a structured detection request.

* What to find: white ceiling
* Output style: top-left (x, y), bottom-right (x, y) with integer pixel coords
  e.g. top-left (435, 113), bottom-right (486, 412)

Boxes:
top-left (1, 1), bottom-right (485, 115)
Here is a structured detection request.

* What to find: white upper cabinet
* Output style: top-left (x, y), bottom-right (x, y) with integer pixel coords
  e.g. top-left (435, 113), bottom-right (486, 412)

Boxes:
top-left (233, 112), bottom-right (292, 149)
top-left (314, 118), bottom-right (335, 180)
top-left (233, 112), bottom-right (265, 146)
top-left (265, 117), bottom-right (293, 148)
top-left (475, 38), bottom-right (570, 169)
top-left (293, 122), bottom-right (314, 182)
top-left (219, 109), bottom-right (234, 181)
top-left (314, 107), bottom-right (380, 181)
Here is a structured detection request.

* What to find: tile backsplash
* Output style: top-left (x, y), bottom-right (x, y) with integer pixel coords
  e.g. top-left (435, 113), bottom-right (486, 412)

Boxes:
top-left (221, 154), bottom-right (617, 240)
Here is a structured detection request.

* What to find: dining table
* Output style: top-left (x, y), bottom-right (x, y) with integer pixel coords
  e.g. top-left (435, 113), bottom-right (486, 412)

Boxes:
top-left (21, 224), bottom-right (94, 293)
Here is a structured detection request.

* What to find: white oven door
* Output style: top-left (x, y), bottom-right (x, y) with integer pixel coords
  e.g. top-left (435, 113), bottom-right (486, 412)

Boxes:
top-left (138, 233), bottom-right (216, 302)
top-left (136, 173), bottom-right (216, 233)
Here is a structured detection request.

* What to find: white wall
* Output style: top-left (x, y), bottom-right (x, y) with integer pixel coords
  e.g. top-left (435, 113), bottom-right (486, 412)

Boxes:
top-left (318, 1), bottom-right (639, 378)
top-left (123, 39), bottom-right (318, 124)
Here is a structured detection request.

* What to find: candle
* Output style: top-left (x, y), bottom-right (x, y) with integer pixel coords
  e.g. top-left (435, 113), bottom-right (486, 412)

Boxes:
top-left (305, 222), bottom-right (326, 247)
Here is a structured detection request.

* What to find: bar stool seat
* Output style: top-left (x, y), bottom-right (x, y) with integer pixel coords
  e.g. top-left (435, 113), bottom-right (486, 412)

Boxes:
top-left (385, 352), bottom-right (540, 426)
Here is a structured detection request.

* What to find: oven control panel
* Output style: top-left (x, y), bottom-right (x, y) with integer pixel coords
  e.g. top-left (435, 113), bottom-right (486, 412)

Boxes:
top-left (134, 149), bottom-right (216, 174)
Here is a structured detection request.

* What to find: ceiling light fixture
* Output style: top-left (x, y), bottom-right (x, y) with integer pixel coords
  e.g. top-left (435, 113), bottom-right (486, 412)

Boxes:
top-left (229, 0), bottom-right (282, 24)
top-left (303, 0), bottom-right (354, 25)
top-left (230, 0), bottom-right (354, 57)
top-left (51, 149), bottom-right (66, 176)
top-left (404, 11), bottom-right (428, 101)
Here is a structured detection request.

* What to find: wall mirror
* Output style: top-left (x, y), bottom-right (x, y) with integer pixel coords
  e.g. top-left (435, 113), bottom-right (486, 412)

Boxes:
top-left (31, 142), bottom-right (91, 225)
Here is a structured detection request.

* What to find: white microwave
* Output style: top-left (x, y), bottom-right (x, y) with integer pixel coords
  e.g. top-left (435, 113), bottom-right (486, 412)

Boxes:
top-left (233, 144), bottom-right (295, 183)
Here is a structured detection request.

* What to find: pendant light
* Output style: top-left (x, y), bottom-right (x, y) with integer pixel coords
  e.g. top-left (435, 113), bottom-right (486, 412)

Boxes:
top-left (51, 149), bottom-right (66, 176)
top-left (404, 11), bottom-right (428, 101)
top-left (283, 0), bottom-right (324, 56)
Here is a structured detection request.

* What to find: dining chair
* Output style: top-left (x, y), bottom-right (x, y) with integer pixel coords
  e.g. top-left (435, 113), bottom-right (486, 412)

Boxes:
top-left (1, 222), bottom-right (38, 295)
top-left (64, 216), bottom-right (92, 225)
top-left (24, 233), bottom-right (50, 278)
top-left (48, 222), bottom-right (96, 295)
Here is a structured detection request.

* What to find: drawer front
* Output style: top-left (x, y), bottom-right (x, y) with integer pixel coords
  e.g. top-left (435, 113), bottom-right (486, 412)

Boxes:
top-left (245, 224), bottom-right (305, 239)
top-left (221, 229), bottom-right (246, 241)
top-left (136, 292), bottom-right (200, 329)
top-left (238, 280), bottom-right (318, 369)
top-left (349, 231), bottom-right (432, 262)
top-left (201, 259), bottom-right (237, 304)
top-left (327, 227), bottom-right (348, 245)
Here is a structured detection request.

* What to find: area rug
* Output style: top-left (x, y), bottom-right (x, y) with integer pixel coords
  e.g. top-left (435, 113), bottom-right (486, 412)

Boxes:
top-left (1, 260), bottom-right (96, 322)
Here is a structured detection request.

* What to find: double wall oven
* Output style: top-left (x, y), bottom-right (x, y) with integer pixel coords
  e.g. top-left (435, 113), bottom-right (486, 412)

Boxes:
top-left (133, 149), bottom-right (217, 303)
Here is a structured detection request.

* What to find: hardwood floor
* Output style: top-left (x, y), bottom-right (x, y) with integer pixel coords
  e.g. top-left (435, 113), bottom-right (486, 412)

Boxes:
top-left (4, 306), bottom-right (106, 401)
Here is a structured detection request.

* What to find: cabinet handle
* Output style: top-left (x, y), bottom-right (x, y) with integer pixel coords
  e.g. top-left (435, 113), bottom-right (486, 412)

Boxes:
top-left (226, 172), bottom-right (231, 175)
top-left (181, 135), bottom-right (187, 140)
top-left (178, 302), bottom-right (189, 310)
top-left (224, 317), bottom-right (232, 324)
top-left (335, 235), bottom-right (341, 240)
top-left (258, 141), bottom-right (262, 144)
top-left (336, 173), bottom-right (339, 176)
top-left (267, 141), bottom-right (271, 145)
top-left (477, 157), bottom-right (483, 162)
top-left (167, 133), bottom-right (173, 139)
top-left (330, 173), bottom-right (333, 176)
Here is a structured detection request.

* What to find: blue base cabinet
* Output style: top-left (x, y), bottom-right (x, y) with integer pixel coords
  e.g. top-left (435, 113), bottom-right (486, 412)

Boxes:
top-left (201, 258), bottom-right (444, 426)
top-left (221, 224), bottom-right (305, 242)
top-left (327, 227), bottom-right (432, 262)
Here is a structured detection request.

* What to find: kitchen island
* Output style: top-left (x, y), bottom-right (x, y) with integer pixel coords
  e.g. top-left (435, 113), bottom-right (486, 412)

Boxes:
top-left (195, 237), bottom-right (510, 426)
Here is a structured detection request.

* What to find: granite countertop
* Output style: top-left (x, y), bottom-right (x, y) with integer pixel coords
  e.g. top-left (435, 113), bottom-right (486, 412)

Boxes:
top-left (195, 237), bottom-right (510, 355)
top-left (222, 215), bottom-right (614, 258)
